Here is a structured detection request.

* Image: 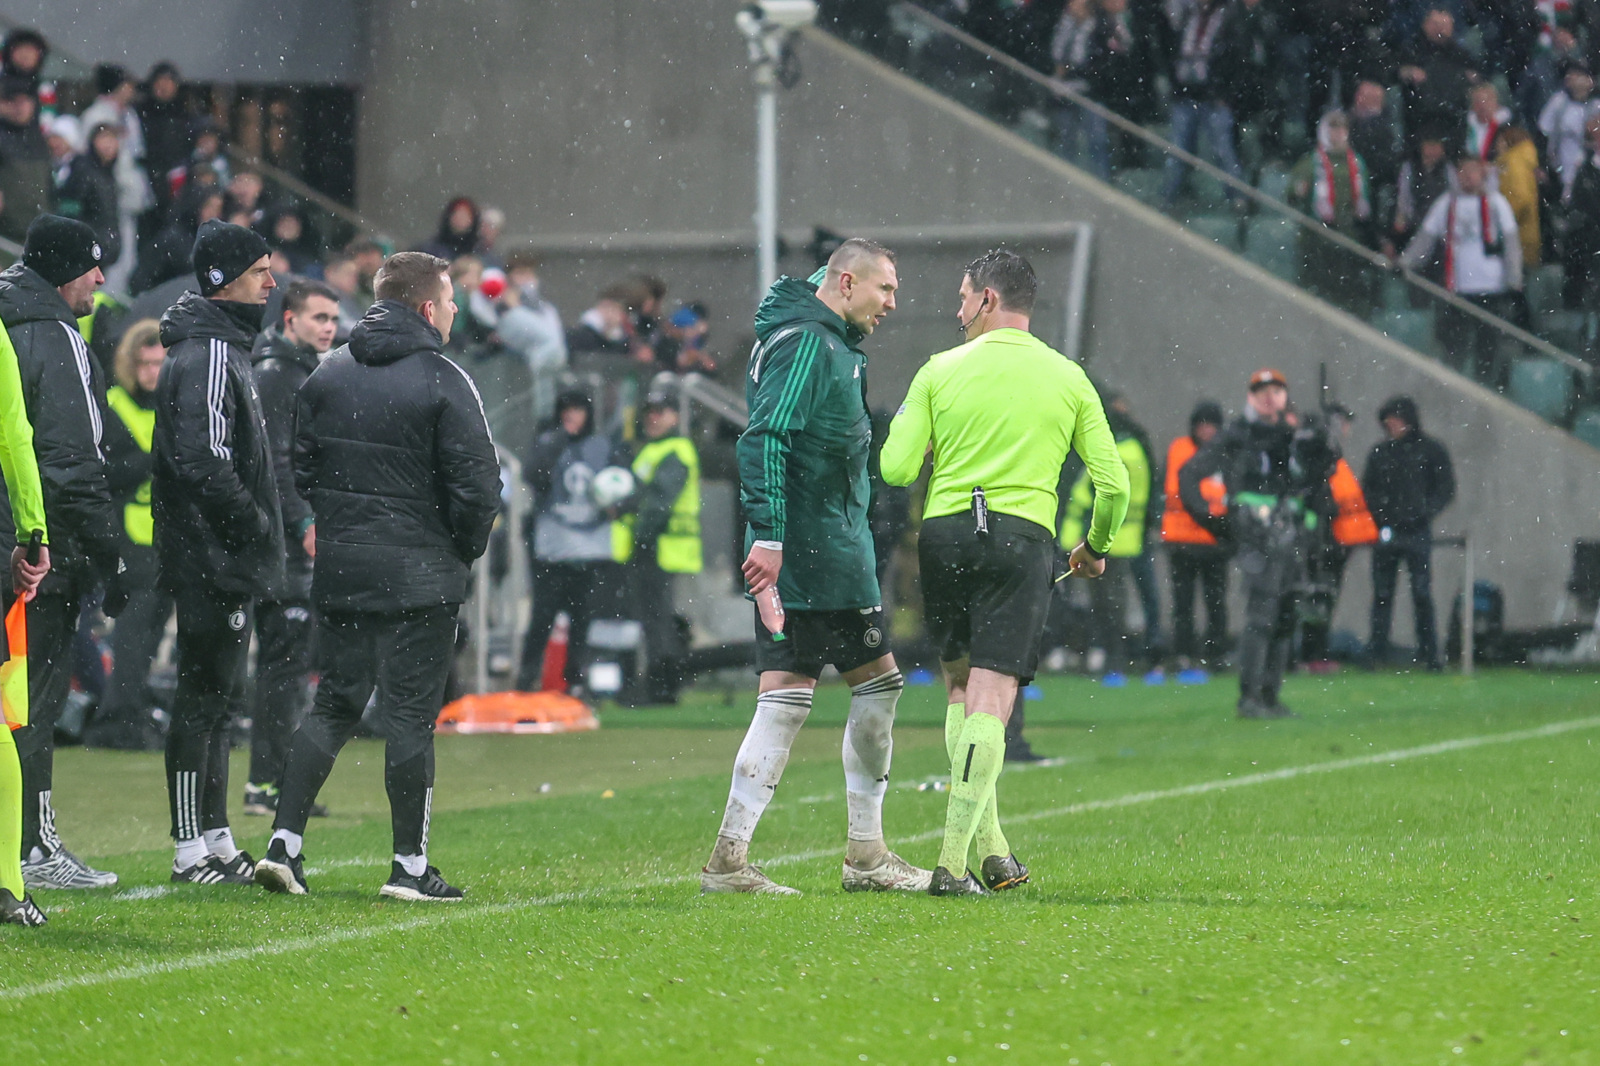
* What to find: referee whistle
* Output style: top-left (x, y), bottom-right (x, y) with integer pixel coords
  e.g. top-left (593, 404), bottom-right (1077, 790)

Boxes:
top-left (971, 486), bottom-right (989, 536)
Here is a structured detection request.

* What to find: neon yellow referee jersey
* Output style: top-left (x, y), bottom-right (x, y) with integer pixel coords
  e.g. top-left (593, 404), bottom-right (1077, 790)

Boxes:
top-left (880, 326), bottom-right (1129, 555)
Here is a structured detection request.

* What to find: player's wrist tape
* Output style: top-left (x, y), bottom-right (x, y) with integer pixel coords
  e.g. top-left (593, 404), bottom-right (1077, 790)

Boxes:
top-left (1084, 543), bottom-right (1108, 561)
top-left (753, 540), bottom-right (783, 551)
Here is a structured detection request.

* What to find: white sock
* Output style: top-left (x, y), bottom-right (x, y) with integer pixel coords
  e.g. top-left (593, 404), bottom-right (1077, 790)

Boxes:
top-left (270, 829), bottom-right (303, 858)
top-left (27, 846), bottom-right (44, 864)
top-left (396, 853), bottom-right (427, 877)
top-left (203, 827), bottom-right (239, 862)
top-left (717, 687), bottom-right (813, 843)
top-left (843, 669), bottom-right (902, 843)
top-left (174, 836), bottom-right (208, 870)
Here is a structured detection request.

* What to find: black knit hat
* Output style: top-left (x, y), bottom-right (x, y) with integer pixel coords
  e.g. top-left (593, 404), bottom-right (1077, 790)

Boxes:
top-left (21, 214), bottom-right (104, 287)
top-left (1377, 395), bottom-right (1421, 432)
top-left (193, 219), bottom-right (270, 297)
top-left (1189, 399), bottom-right (1225, 431)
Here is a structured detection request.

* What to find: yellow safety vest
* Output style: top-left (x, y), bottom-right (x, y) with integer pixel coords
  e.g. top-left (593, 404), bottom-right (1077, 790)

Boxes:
top-left (614, 435), bottom-right (702, 573)
top-left (105, 386), bottom-right (155, 546)
top-left (76, 290), bottom-right (121, 346)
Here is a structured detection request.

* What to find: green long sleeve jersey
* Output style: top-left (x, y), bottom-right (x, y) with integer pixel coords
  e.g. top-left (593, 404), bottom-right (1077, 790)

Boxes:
top-left (880, 326), bottom-right (1128, 554)
top-left (0, 321), bottom-right (46, 543)
top-left (737, 276), bottom-right (879, 611)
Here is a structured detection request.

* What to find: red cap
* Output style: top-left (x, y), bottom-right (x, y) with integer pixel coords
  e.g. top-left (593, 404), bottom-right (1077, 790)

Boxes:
top-left (1248, 367), bottom-right (1289, 391)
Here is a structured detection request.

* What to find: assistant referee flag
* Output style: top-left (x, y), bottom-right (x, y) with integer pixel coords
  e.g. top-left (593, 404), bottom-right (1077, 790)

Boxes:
top-left (879, 326), bottom-right (1128, 553)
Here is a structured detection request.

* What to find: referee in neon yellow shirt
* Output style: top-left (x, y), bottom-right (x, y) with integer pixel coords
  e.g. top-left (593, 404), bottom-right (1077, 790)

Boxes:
top-left (881, 250), bottom-right (1129, 896)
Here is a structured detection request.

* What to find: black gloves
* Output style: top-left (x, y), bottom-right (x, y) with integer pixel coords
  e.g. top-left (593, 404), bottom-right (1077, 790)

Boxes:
top-left (102, 558), bottom-right (130, 619)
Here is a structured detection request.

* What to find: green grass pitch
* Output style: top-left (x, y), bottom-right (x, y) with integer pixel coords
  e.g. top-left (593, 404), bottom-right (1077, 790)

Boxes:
top-left (2, 669), bottom-right (1598, 1065)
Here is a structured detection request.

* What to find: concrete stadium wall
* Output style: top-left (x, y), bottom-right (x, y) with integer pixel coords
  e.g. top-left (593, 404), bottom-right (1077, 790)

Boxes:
top-left (3, 0), bottom-right (365, 83)
top-left (359, 3), bottom-right (1600, 632)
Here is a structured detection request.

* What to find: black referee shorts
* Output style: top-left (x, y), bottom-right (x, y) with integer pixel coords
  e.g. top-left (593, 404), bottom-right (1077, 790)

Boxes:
top-left (919, 512), bottom-right (1056, 681)
top-left (754, 603), bottom-right (889, 679)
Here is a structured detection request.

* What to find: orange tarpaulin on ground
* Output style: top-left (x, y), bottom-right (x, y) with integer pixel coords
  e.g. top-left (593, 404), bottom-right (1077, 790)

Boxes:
top-left (436, 690), bottom-right (599, 735)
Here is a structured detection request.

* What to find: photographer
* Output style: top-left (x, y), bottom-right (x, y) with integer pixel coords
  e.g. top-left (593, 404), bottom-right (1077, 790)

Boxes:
top-left (1181, 369), bottom-right (1336, 718)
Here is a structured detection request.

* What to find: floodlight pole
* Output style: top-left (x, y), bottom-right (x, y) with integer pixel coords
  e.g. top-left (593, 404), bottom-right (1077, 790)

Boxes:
top-left (738, 2), bottom-right (815, 295)
top-left (755, 64), bottom-right (779, 292)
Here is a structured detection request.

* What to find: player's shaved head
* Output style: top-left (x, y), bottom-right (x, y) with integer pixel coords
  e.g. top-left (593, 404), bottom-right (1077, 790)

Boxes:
top-left (816, 237), bottom-right (899, 336)
top-left (825, 237), bottom-right (895, 285)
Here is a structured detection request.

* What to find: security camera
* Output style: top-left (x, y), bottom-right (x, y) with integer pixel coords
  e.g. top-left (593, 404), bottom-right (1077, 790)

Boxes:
top-left (754, 0), bottom-right (817, 30)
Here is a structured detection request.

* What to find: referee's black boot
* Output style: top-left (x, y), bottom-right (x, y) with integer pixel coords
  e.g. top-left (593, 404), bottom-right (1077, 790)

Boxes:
top-left (928, 866), bottom-right (990, 897)
top-left (979, 853), bottom-right (1030, 891)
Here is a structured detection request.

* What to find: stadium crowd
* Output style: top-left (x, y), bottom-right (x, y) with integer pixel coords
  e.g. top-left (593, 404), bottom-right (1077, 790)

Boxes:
top-left (835, 0), bottom-right (1600, 388)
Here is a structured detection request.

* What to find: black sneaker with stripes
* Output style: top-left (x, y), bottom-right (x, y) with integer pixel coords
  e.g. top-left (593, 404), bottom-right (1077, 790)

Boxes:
top-left (379, 862), bottom-right (464, 902)
top-left (171, 852), bottom-right (256, 885)
top-left (0, 887), bottom-right (47, 926)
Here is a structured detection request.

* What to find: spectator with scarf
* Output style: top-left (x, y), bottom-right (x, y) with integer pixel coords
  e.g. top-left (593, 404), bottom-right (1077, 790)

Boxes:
top-left (1399, 154), bottom-right (1522, 388)
top-left (1290, 111), bottom-right (1377, 316)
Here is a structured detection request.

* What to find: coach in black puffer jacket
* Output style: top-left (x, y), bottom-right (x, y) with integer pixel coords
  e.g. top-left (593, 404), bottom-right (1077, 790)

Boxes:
top-left (293, 295), bottom-right (501, 614)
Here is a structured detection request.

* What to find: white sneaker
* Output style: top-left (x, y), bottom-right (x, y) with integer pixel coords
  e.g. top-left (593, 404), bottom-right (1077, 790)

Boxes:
top-left (699, 864), bottom-right (801, 896)
top-left (842, 851), bottom-right (934, 893)
top-left (22, 847), bottom-right (118, 890)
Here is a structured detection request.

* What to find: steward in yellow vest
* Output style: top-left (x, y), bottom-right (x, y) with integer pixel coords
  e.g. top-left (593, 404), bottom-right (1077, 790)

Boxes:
top-left (621, 397), bottom-right (701, 704)
top-left (1058, 393), bottom-right (1163, 671)
top-left (86, 318), bottom-right (171, 753)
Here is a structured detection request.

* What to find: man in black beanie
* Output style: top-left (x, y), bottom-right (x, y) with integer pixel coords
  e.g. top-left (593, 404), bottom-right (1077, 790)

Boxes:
top-left (0, 213), bottom-right (126, 890)
top-left (152, 218), bottom-right (284, 884)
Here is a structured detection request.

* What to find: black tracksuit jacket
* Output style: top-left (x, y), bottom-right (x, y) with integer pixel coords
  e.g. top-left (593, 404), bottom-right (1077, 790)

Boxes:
top-left (251, 325), bottom-right (319, 602)
top-left (0, 263), bottom-right (122, 594)
top-left (152, 292), bottom-right (285, 597)
top-left (294, 300), bottom-right (501, 615)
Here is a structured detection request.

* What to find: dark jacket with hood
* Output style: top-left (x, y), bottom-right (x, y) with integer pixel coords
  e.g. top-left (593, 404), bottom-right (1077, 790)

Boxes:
top-left (152, 291), bottom-right (284, 596)
top-left (54, 151), bottom-right (123, 268)
top-left (523, 390), bottom-right (629, 564)
top-left (294, 299), bottom-right (501, 613)
top-left (1361, 399), bottom-right (1455, 537)
top-left (251, 324), bottom-right (320, 600)
top-left (130, 183), bottom-right (214, 295)
top-left (0, 263), bottom-right (122, 592)
top-left (737, 274), bottom-right (878, 611)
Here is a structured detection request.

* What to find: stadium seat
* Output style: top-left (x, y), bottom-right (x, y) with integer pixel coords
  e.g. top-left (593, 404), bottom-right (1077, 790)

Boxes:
top-left (1572, 406), bottom-right (1600, 450)
top-left (1370, 309), bottom-right (1434, 355)
top-left (1508, 357), bottom-right (1574, 422)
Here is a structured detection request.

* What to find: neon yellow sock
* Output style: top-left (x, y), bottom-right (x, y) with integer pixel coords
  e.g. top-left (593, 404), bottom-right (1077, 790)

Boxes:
top-left (0, 728), bottom-right (22, 897)
top-left (944, 703), bottom-right (964, 763)
top-left (946, 703), bottom-right (1009, 863)
top-left (936, 712), bottom-right (1006, 874)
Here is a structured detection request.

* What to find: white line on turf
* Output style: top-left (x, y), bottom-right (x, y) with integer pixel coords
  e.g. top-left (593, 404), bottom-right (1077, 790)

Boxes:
top-left (6, 714), bottom-right (1597, 1003)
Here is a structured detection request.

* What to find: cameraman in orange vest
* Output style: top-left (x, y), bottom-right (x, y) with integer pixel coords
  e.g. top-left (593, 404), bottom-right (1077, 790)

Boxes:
top-left (1300, 404), bottom-right (1379, 669)
top-left (1160, 401), bottom-right (1229, 669)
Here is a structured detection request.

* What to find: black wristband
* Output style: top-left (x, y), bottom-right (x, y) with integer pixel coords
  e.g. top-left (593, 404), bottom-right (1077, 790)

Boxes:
top-left (1084, 542), bottom-right (1108, 561)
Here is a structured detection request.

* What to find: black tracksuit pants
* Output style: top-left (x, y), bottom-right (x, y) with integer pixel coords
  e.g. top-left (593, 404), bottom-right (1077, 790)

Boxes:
top-left (9, 583), bottom-right (81, 858)
top-left (165, 584), bottom-right (253, 843)
top-left (1170, 547), bottom-right (1229, 664)
top-left (274, 606), bottom-right (456, 856)
top-left (247, 599), bottom-right (315, 788)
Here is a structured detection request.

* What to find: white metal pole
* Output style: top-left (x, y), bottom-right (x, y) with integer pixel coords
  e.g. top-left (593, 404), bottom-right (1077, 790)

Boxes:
top-left (756, 67), bottom-right (779, 293)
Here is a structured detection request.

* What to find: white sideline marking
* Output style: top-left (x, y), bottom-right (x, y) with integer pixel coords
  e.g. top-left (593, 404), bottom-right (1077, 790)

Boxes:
top-left (5, 714), bottom-right (1597, 1003)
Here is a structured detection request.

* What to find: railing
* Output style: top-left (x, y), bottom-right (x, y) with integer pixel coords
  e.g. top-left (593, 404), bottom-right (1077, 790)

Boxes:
top-left (834, 4), bottom-right (1598, 433)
